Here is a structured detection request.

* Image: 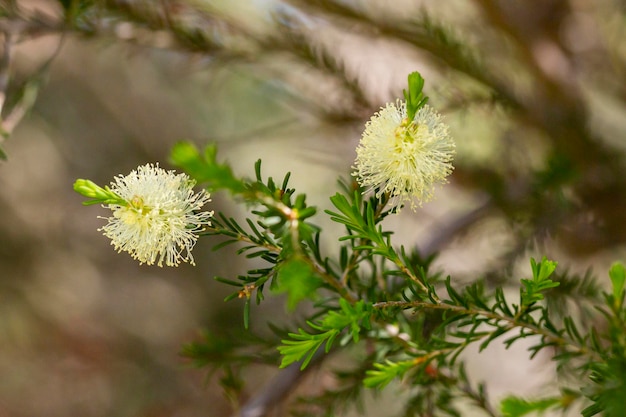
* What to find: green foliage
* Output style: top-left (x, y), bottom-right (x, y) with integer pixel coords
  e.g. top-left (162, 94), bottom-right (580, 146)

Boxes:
top-left (500, 396), bottom-right (560, 417)
top-left (172, 142), bottom-right (318, 251)
top-left (398, 258), bottom-right (569, 368)
top-left (55, 0), bottom-right (102, 31)
top-left (544, 268), bottom-right (602, 319)
top-left (277, 299), bottom-right (372, 370)
top-left (66, 137), bottom-right (626, 415)
top-left (274, 257), bottom-right (323, 310)
top-left (172, 142), bottom-right (325, 327)
top-left (166, 146), bottom-right (626, 415)
top-left (582, 358), bottom-right (626, 417)
top-left (363, 359), bottom-right (415, 389)
top-left (277, 327), bottom-right (337, 370)
top-left (326, 191), bottom-right (393, 254)
top-left (180, 328), bottom-right (281, 409)
top-left (609, 262), bottom-right (626, 307)
top-left (170, 142), bottom-right (246, 194)
top-left (520, 257), bottom-right (560, 307)
top-left (181, 328), bottom-right (278, 368)
top-left (580, 262), bottom-right (626, 417)
top-left (13, 0), bottom-right (626, 413)
top-left (326, 190), bottom-right (433, 298)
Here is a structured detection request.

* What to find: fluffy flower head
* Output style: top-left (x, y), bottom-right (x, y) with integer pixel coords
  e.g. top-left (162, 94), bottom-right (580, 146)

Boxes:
top-left (354, 101), bottom-right (455, 210)
top-left (100, 164), bottom-right (213, 267)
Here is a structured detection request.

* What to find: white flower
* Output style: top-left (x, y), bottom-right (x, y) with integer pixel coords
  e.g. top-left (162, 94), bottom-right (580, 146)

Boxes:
top-left (353, 101), bottom-right (455, 210)
top-left (99, 164), bottom-right (213, 267)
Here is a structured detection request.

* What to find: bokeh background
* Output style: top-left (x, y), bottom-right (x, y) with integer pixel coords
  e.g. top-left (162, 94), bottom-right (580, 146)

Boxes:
top-left (1, 0), bottom-right (625, 416)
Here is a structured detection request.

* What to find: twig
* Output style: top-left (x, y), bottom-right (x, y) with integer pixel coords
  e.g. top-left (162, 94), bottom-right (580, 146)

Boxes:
top-left (0, 31), bottom-right (64, 137)
top-left (285, 0), bottom-right (520, 109)
top-left (0, 10), bottom-right (63, 38)
top-left (234, 348), bottom-right (326, 417)
top-left (0, 6), bottom-right (65, 139)
top-left (0, 31), bottom-right (11, 114)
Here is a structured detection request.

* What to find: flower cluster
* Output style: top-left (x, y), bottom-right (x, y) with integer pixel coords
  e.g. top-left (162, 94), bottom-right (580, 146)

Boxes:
top-left (353, 101), bottom-right (455, 210)
top-left (76, 72), bottom-right (452, 271)
top-left (96, 164), bottom-right (213, 267)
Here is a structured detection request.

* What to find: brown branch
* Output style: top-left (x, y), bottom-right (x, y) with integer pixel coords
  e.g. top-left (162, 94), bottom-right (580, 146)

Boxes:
top-left (0, 10), bottom-right (63, 39)
top-left (0, 31), bottom-right (11, 114)
top-left (98, 1), bottom-right (370, 121)
top-left (286, 0), bottom-right (520, 108)
top-left (234, 352), bottom-right (323, 417)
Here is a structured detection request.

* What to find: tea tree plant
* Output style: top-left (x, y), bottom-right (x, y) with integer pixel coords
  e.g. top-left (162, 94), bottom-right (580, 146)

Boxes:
top-left (74, 72), bottom-right (626, 417)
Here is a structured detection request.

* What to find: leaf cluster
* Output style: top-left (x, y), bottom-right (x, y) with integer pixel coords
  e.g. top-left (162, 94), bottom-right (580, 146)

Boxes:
top-left (169, 144), bottom-right (626, 417)
top-left (171, 142), bottom-right (322, 328)
top-left (580, 263), bottom-right (626, 417)
top-left (277, 299), bottom-right (371, 370)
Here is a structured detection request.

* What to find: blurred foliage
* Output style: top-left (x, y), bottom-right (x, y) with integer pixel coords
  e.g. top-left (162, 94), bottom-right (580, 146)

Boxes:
top-left (2, 0), bottom-right (626, 416)
top-left (2, 0), bottom-right (621, 256)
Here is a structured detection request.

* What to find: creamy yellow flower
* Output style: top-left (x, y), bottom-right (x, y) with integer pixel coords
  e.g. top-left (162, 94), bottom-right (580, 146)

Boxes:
top-left (99, 164), bottom-right (213, 267)
top-left (354, 101), bottom-right (455, 210)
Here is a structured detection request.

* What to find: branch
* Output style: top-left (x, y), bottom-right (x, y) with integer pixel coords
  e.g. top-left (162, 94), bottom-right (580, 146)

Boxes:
top-left (0, 31), bottom-right (11, 114)
top-left (286, 0), bottom-right (520, 108)
top-left (373, 300), bottom-right (600, 361)
top-left (234, 348), bottom-right (326, 417)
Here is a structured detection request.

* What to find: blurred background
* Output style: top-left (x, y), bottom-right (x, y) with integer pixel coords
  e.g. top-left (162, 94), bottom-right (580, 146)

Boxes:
top-left (0, 0), bottom-right (625, 416)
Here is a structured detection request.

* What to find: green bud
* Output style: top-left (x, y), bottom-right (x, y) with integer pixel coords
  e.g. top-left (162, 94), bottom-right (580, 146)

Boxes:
top-left (73, 179), bottom-right (101, 198)
top-left (73, 179), bottom-right (125, 206)
top-left (403, 71), bottom-right (429, 121)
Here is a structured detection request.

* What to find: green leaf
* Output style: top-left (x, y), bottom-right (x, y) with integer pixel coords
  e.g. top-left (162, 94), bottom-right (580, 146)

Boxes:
top-left (318, 299), bottom-right (372, 343)
top-left (326, 191), bottom-right (390, 254)
top-left (274, 257), bottom-right (322, 310)
top-left (277, 328), bottom-right (338, 370)
top-left (364, 360), bottom-right (415, 389)
top-left (521, 257), bottom-right (559, 306)
top-left (609, 262), bottom-right (626, 304)
top-left (530, 257), bottom-right (558, 282)
top-left (170, 142), bottom-right (246, 193)
top-left (277, 300), bottom-right (372, 370)
top-left (500, 396), bottom-right (559, 417)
